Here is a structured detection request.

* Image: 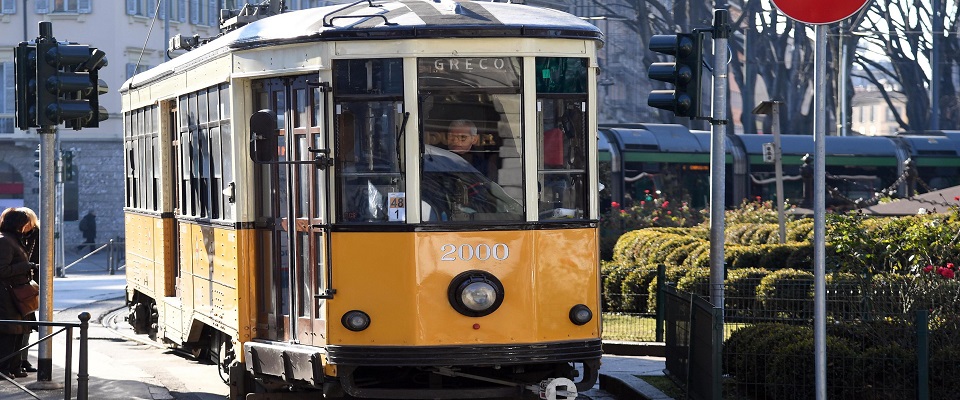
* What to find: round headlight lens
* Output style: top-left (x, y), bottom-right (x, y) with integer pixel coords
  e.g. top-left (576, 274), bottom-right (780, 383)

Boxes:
top-left (448, 271), bottom-right (504, 317)
top-left (341, 310), bottom-right (371, 331)
top-left (569, 304), bottom-right (593, 326)
top-left (461, 281), bottom-right (497, 311)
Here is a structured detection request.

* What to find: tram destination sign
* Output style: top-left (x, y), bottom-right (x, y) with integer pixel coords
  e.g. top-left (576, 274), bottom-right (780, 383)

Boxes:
top-left (771, 0), bottom-right (868, 24)
top-left (419, 57), bottom-right (520, 89)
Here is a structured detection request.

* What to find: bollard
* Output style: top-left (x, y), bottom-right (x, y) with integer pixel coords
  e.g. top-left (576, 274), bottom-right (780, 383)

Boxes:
top-left (77, 312), bottom-right (90, 400)
top-left (108, 239), bottom-right (115, 275)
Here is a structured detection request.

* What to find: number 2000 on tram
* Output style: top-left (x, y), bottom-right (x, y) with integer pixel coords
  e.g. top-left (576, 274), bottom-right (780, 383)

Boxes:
top-left (122, 1), bottom-right (603, 398)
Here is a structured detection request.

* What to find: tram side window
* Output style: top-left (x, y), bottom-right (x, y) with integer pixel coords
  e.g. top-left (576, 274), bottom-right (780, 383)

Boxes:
top-left (124, 104), bottom-right (160, 212)
top-left (536, 57), bottom-right (588, 221)
top-left (417, 57), bottom-right (524, 223)
top-left (177, 83), bottom-right (233, 220)
top-left (333, 59), bottom-right (406, 223)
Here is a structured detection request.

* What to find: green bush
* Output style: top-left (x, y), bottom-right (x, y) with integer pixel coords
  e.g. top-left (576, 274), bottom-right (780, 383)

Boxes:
top-left (646, 265), bottom-right (688, 312)
top-left (676, 267), bottom-right (711, 299)
top-left (723, 323), bottom-right (809, 389)
top-left (786, 218), bottom-right (814, 242)
top-left (724, 268), bottom-right (771, 320)
top-left (930, 343), bottom-right (960, 400)
top-left (784, 243), bottom-right (814, 270)
top-left (826, 272), bottom-right (867, 321)
top-left (757, 269), bottom-right (814, 320)
top-left (619, 265), bottom-right (659, 313)
top-left (601, 261), bottom-right (632, 312)
top-left (764, 334), bottom-right (859, 400)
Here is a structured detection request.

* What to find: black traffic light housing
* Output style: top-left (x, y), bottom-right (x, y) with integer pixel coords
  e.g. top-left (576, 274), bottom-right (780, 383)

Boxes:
top-left (647, 33), bottom-right (704, 118)
top-left (33, 22), bottom-right (108, 129)
top-left (14, 42), bottom-right (39, 130)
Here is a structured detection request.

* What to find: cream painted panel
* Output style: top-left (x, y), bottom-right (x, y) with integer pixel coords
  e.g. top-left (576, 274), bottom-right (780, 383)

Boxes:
top-left (334, 38), bottom-right (590, 57)
top-left (233, 44), bottom-right (330, 77)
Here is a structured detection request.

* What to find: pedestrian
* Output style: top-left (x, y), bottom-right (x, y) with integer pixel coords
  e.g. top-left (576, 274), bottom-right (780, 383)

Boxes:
top-left (78, 209), bottom-right (96, 254)
top-left (16, 207), bottom-right (40, 373)
top-left (0, 207), bottom-right (38, 378)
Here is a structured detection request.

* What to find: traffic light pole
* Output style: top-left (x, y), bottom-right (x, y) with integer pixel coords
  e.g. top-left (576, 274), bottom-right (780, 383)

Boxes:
top-left (707, 9), bottom-right (729, 316)
top-left (707, 10), bottom-right (730, 400)
top-left (36, 126), bottom-right (62, 388)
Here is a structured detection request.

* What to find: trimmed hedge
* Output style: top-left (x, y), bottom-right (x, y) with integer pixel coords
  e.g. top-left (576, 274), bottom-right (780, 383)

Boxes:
top-left (757, 269), bottom-right (814, 320)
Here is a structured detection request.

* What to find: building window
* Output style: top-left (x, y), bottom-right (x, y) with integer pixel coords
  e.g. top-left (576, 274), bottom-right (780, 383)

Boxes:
top-left (2, 0), bottom-right (16, 14)
top-left (126, 63), bottom-right (151, 80)
top-left (1, 62), bottom-right (13, 134)
top-left (127, 0), bottom-right (157, 17)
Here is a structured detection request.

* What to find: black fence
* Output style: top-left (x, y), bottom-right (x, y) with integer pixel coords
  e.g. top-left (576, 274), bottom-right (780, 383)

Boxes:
top-left (0, 313), bottom-right (91, 400)
top-left (663, 285), bottom-right (722, 400)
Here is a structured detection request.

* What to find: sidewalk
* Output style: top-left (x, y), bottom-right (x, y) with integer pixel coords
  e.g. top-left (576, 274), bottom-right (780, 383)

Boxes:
top-left (1, 250), bottom-right (672, 399)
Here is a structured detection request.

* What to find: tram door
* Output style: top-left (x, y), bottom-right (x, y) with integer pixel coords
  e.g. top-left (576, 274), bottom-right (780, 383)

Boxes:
top-left (254, 76), bottom-right (331, 345)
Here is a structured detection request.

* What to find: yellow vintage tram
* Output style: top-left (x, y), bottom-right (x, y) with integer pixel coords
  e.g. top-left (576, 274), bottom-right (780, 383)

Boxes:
top-left (121, 1), bottom-right (603, 398)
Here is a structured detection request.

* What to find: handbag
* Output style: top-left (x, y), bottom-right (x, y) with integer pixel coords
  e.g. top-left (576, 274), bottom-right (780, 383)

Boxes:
top-left (11, 280), bottom-right (40, 315)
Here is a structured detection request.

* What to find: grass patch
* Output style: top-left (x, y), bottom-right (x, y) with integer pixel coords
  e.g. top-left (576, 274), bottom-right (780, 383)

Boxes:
top-left (639, 375), bottom-right (685, 399)
top-left (602, 312), bottom-right (753, 342)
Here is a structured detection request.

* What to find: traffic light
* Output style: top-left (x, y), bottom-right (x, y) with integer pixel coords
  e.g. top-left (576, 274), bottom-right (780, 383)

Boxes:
top-left (647, 33), bottom-right (703, 118)
top-left (35, 39), bottom-right (109, 128)
top-left (762, 142), bottom-right (776, 163)
top-left (14, 42), bottom-right (39, 130)
top-left (62, 150), bottom-right (76, 181)
top-left (34, 145), bottom-right (41, 177)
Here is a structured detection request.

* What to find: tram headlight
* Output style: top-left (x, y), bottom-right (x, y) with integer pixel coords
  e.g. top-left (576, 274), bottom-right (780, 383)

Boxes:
top-left (341, 310), bottom-right (371, 332)
top-left (448, 271), bottom-right (504, 317)
top-left (569, 304), bottom-right (593, 326)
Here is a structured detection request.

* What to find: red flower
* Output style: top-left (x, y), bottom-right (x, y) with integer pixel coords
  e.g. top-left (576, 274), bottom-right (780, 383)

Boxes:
top-left (644, 190), bottom-right (650, 194)
top-left (640, 201), bottom-right (646, 206)
top-left (667, 211), bottom-right (672, 215)
top-left (662, 201), bottom-right (670, 208)
top-left (955, 196), bottom-right (960, 201)
top-left (923, 265), bottom-right (935, 273)
top-left (620, 209), bottom-right (627, 215)
top-left (948, 263), bottom-right (955, 270)
top-left (611, 201), bottom-right (620, 209)
top-left (755, 196), bottom-right (762, 202)
top-left (942, 268), bottom-right (956, 279)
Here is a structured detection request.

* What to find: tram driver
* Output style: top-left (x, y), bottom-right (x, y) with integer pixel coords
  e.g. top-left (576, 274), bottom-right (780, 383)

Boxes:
top-left (420, 120), bottom-right (521, 222)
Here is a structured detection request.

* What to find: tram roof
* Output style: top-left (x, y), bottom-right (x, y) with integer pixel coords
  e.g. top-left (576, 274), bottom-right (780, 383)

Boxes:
top-left (122, 0), bottom-right (602, 92)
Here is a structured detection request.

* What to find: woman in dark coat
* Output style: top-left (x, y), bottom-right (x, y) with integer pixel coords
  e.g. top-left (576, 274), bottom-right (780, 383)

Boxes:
top-left (0, 208), bottom-right (37, 378)
top-left (18, 207), bottom-right (40, 373)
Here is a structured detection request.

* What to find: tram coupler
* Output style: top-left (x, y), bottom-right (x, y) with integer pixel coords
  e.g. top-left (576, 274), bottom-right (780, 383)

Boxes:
top-left (526, 377), bottom-right (578, 400)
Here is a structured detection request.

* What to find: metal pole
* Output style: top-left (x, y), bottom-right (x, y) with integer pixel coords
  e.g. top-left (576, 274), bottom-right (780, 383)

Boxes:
top-left (36, 127), bottom-right (61, 388)
top-left (931, 0), bottom-right (941, 130)
top-left (813, 25), bottom-right (828, 400)
top-left (708, 9), bottom-right (729, 311)
top-left (164, 0), bottom-right (171, 61)
top-left (772, 103), bottom-right (786, 244)
top-left (838, 25), bottom-right (849, 136)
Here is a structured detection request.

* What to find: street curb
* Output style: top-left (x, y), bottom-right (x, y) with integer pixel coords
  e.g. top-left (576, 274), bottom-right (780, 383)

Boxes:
top-left (602, 341), bottom-right (665, 357)
top-left (600, 372), bottom-right (673, 400)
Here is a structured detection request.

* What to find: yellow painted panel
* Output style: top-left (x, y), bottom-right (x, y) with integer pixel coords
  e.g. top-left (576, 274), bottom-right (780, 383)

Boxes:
top-left (234, 229), bottom-right (259, 343)
top-left (328, 232), bottom-right (418, 345)
top-left (327, 229), bottom-right (600, 346)
top-left (533, 229), bottom-right (601, 339)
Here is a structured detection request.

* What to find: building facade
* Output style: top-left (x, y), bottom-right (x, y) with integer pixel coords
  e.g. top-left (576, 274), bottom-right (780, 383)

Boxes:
top-left (0, 0), bottom-right (345, 248)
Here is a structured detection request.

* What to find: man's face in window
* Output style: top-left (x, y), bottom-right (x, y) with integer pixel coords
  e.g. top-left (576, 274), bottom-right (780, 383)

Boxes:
top-left (447, 125), bottom-right (478, 154)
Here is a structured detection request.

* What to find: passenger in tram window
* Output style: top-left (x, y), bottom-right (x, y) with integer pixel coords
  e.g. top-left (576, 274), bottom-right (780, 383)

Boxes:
top-left (445, 119), bottom-right (490, 177)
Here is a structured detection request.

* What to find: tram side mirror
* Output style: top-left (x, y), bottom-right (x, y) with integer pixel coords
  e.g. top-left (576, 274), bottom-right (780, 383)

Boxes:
top-left (250, 109), bottom-right (279, 163)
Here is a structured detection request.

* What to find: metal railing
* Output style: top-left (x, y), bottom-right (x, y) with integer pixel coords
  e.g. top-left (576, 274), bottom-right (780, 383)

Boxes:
top-left (0, 313), bottom-right (90, 400)
top-left (59, 239), bottom-right (125, 277)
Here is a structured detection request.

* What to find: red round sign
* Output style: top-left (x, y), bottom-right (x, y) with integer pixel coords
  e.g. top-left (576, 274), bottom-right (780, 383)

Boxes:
top-left (771, 0), bottom-right (868, 24)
